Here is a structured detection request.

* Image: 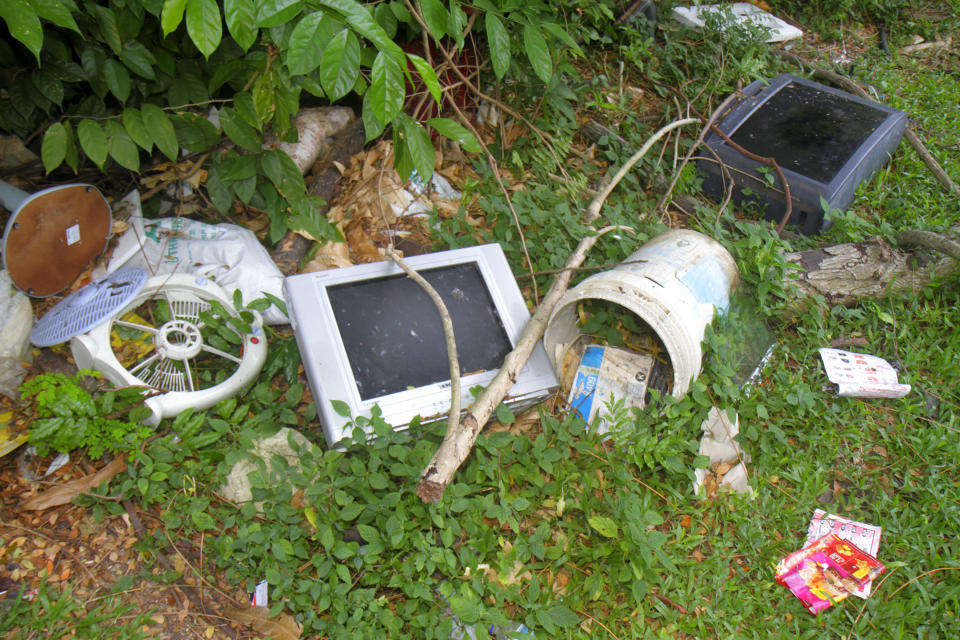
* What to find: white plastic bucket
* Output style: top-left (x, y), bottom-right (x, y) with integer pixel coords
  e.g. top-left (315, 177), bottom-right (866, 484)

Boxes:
top-left (543, 229), bottom-right (739, 398)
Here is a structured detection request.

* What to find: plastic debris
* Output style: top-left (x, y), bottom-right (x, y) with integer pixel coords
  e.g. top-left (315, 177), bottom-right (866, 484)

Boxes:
top-left (0, 270), bottom-right (33, 399)
top-left (693, 407), bottom-right (753, 496)
top-left (249, 580), bottom-right (268, 607)
top-left (804, 510), bottom-right (882, 598)
top-left (776, 532), bottom-right (885, 614)
top-left (671, 2), bottom-right (803, 43)
top-left (819, 348), bottom-right (911, 398)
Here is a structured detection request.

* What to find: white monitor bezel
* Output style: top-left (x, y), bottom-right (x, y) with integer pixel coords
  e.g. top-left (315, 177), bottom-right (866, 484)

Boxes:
top-left (284, 244), bottom-right (558, 446)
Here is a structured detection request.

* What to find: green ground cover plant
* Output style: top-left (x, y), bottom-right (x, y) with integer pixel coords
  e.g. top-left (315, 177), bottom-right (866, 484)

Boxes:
top-left (8, 1), bottom-right (960, 638)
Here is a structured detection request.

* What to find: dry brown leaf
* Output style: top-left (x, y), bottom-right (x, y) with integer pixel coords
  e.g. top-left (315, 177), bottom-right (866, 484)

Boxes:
top-left (715, 461), bottom-right (735, 477)
top-left (223, 606), bottom-right (302, 640)
top-left (21, 455), bottom-right (128, 511)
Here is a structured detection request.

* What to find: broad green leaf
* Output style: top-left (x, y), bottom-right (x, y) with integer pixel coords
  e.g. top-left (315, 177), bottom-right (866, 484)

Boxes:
top-left (338, 502), bottom-right (364, 521)
top-left (224, 0), bottom-right (257, 51)
top-left (318, 0), bottom-right (404, 65)
top-left (587, 515), bottom-right (619, 538)
top-left (288, 209), bottom-right (342, 244)
top-left (207, 59), bottom-right (248, 93)
top-left (232, 91), bottom-right (261, 130)
top-left (94, 5), bottom-right (123, 55)
top-left (541, 22), bottom-right (583, 56)
top-left (485, 13), bottom-right (510, 80)
top-left (170, 113), bottom-right (220, 151)
top-left (427, 117), bottom-right (481, 154)
top-left (32, 69), bottom-right (64, 107)
top-left (41, 122), bottom-right (67, 173)
top-left (257, 0), bottom-right (302, 28)
top-left (418, 0), bottom-right (447, 40)
top-left (287, 11), bottom-right (328, 76)
top-left (121, 108), bottom-right (153, 151)
top-left (393, 127), bottom-right (412, 186)
top-left (523, 24), bottom-right (552, 84)
top-left (161, 0), bottom-right (188, 36)
top-left (191, 510), bottom-right (217, 530)
top-left (407, 53), bottom-right (441, 107)
top-left (399, 117), bottom-right (435, 182)
top-left (331, 399), bottom-right (351, 417)
top-left (251, 73), bottom-right (278, 125)
top-left (318, 29), bottom-right (360, 102)
top-left (368, 51), bottom-right (404, 125)
top-left (219, 106), bottom-right (262, 151)
top-left (77, 119), bottom-right (109, 169)
top-left (495, 402), bottom-right (515, 424)
top-left (0, 2), bottom-right (44, 63)
top-left (102, 59), bottom-right (131, 103)
top-left (233, 175), bottom-right (257, 204)
top-left (544, 605), bottom-right (579, 628)
top-left (31, 0), bottom-right (81, 34)
top-left (447, 0), bottom-right (466, 49)
top-left (141, 103), bottom-right (179, 160)
top-left (119, 41), bottom-right (157, 80)
top-left (220, 152), bottom-right (257, 180)
top-left (259, 149), bottom-right (304, 196)
top-left (372, 3), bottom-right (397, 38)
top-left (186, 0), bottom-right (222, 58)
top-left (105, 119), bottom-right (140, 172)
top-left (361, 93), bottom-right (385, 142)
top-left (448, 596), bottom-right (479, 625)
top-left (206, 164), bottom-right (234, 212)
top-left (63, 121), bottom-right (79, 171)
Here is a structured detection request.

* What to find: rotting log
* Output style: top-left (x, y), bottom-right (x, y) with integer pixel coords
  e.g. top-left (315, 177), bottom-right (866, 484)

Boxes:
top-left (784, 231), bottom-right (960, 308)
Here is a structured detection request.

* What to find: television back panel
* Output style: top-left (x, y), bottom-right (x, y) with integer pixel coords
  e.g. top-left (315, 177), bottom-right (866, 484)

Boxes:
top-left (698, 74), bottom-right (907, 234)
top-left (284, 244), bottom-right (558, 447)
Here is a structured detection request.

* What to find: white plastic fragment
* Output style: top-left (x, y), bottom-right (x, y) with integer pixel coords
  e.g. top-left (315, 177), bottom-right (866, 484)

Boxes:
top-left (671, 2), bottom-right (803, 43)
top-left (693, 406), bottom-right (753, 496)
top-left (0, 269), bottom-right (33, 399)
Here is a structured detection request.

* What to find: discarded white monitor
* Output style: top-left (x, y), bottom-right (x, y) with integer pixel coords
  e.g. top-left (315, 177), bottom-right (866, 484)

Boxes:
top-left (698, 74), bottom-right (907, 234)
top-left (284, 244), bottom-right (558, 447)
top-left (671, 3), bottom-right (803, 43)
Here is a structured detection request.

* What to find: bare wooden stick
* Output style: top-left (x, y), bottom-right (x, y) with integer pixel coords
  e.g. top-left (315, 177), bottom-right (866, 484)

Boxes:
top-left (417, 117), bottom-right (699, 503)
top-left (386, 248), bottom-right (462, 439)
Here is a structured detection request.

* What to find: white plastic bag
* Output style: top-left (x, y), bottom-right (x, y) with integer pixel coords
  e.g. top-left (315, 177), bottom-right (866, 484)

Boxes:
top-left (0, 269), bottom-right (33, 398)
top-left (107, 191), bottom-right (288, 324)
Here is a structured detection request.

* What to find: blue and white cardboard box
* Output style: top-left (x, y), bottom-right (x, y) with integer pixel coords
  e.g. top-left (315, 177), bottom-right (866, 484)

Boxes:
top-left (568, 345), bottom-right (654, 435)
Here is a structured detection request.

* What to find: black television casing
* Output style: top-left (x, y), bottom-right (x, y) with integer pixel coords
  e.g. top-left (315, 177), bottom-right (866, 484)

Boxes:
top-left (698, 74), bottom-right (908, 235)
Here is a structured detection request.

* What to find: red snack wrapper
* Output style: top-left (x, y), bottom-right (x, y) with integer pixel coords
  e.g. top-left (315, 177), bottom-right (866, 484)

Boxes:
top-left (776, 533), bottom-right (885, 614)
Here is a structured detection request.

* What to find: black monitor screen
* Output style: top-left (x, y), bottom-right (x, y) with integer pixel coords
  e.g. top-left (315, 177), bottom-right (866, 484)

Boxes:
top-left (328, 262), bottom-right (513, 400)
top-left (729, 81), bottom-right (890, 184)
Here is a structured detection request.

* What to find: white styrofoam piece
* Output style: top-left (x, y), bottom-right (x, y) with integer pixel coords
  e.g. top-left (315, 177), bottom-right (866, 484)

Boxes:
top-left (671, 3), bottom-right (803, 43)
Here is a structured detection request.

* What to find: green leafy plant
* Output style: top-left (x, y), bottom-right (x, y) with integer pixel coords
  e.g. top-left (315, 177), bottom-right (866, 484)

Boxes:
top-left (1, 0), bottom-right (581, 243)
top-left (20, 370), bottom-right (152, 459)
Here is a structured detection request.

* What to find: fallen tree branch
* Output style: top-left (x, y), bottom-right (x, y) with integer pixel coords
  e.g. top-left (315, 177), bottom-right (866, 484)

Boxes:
top-left (783, 234), bottom-right (959, 308)
top-left (417, 117), bottom-right (699, 503)
top-left (386, 248), bottom-right (462, 443)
